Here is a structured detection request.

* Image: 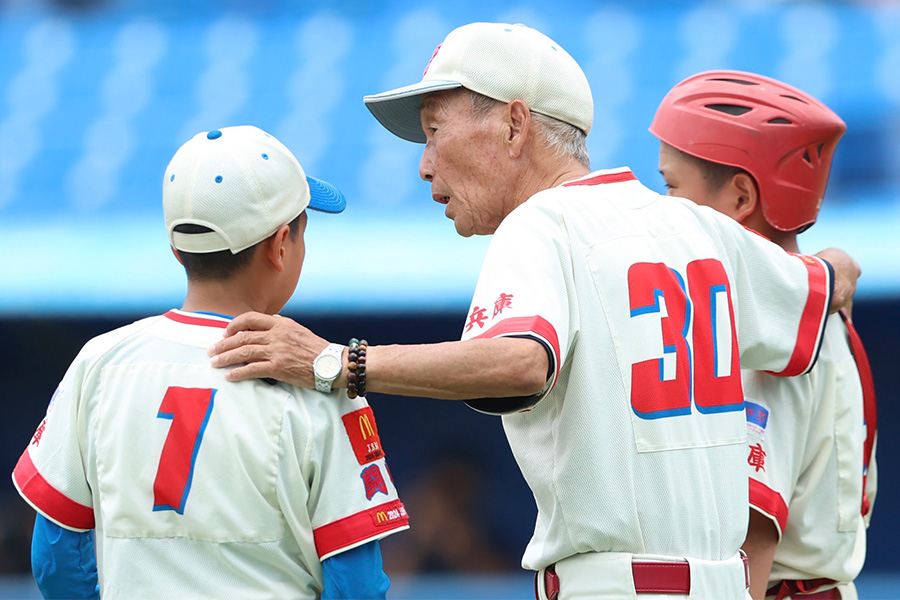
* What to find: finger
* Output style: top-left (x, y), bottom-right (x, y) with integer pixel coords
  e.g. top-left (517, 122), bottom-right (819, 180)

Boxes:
top-left (209, 328), bottom-right (275, 357)
top-left (223, 361), bottom-right (275, 383)
top-left (210, 343), bottom-right (270, 369)
top-left (223, 311), bottom-right (277, 337)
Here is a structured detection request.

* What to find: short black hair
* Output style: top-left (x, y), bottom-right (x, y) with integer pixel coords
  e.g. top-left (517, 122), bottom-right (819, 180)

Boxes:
top-left (174, 213), bottom-right (303, 281)
top-left (672, 145), bottom-right (750, 193)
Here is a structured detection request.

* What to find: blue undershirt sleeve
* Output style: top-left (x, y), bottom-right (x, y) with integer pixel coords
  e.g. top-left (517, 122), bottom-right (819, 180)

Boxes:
top-left (31, 514), bottom-right (100, 600)
top-left (321, 539), bottom-right (390, 600)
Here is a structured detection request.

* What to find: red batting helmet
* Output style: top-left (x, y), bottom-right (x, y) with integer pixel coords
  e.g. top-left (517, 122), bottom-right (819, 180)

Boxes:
top-left (649, 70), bottom-right (846, 232)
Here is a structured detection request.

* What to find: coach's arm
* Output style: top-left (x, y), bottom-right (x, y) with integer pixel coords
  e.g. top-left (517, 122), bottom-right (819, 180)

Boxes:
top-left (208, 313), bottom-right (548, 399)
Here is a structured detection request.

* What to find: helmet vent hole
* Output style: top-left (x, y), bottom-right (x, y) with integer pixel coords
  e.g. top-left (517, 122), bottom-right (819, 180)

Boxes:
top-left (780, 94), bottom-right (809, 105)
top-left (768, 117), bottom-right (792, 124)
top-left (816, 143), bottom-right (824, 157)
top-left (803, 149), bottom-right (812, 164)
top-left (709, 77), bottom-right (758, 86)
top-left (705, 104), bottom-right (752, 116)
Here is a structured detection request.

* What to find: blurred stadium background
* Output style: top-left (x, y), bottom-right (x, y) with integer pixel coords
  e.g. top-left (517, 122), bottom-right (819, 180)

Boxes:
top-left (1, 0), bottom-right (898, 597)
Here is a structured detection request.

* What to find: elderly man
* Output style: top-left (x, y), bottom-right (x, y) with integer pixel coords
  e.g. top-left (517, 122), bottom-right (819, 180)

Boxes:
top-left (210, 23), bottom-right (860, 599)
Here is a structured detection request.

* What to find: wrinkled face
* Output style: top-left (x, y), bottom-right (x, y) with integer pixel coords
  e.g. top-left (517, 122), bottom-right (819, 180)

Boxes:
top-left (418, 90), bottom-right (512, 237)
top-left (658, 142), bottom-right (738, 219)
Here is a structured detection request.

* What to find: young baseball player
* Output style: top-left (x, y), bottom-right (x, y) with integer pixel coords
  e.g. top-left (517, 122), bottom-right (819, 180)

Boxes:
top-left (208, 24), bottom-right (863, 599)
top-left (651, 71), bottom-right (877, 600)
top-left (12, 125), bottom-right (409, 599)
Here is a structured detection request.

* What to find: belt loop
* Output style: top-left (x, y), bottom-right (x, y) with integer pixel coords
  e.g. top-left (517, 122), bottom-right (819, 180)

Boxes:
top-left (545, 565), bottom-right (560, 600)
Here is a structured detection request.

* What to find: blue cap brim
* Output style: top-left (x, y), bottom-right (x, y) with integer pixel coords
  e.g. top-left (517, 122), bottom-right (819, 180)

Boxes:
top-left (306, 176), bottom-right (346, 213)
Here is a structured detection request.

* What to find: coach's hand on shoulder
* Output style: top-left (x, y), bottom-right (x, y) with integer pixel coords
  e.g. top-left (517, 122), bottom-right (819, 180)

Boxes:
top-left (208, 312), bottom-right (329, 388)
top-left (815, 247), bottom-right (861, 314)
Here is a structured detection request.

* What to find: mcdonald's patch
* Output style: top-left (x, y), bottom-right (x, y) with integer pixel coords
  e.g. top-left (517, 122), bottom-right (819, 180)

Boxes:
top-left (361, 464), bottom-right (388, 500)
top-left (371, 500), bottom-right (408, 528)
top-left (342, 406), bottom-right (385, 464)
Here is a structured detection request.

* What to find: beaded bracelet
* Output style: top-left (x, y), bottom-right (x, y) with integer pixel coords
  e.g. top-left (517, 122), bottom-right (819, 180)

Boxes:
top-left (347, 338), bottom-right (368, 399)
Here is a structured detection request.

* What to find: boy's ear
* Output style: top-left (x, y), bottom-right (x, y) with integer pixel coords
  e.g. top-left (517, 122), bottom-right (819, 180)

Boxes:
top-left (171, 246), bottom-right (184, 265)
top-left (732, 172), bottom-right (760, 224)
top-left (264, 224), bottom-right (292, 272)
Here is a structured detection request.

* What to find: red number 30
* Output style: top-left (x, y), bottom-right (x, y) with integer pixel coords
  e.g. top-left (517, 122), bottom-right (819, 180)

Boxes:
top-left (152, 387), bottom-right (216, 514)
top-left (628, 259), bottom-right (743, 419)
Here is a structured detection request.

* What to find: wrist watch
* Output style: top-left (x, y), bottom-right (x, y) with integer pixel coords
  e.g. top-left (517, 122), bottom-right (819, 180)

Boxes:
top-left (313, 343), bottom-right (344, 393)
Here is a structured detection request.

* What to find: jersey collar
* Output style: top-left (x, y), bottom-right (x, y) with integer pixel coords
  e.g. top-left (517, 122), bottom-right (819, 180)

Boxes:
top-left (164, 309), bottom-right (232, 329)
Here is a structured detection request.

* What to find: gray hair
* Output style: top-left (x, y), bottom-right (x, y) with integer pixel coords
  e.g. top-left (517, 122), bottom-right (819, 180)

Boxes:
top-left (466, 89), bottom-right (590, 168)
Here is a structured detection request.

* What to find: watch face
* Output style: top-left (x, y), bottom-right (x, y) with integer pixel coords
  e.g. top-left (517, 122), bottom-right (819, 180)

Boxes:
top-left (315, 354), bottom-right (342, 379)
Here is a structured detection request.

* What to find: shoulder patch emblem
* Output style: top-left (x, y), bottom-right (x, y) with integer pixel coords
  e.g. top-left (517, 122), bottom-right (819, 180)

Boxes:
top-left (341, 406), bottom-right (385, 465)
top-left (361, 464), bottom-right (388, 500)
top-left (745, 400), bottom-right (769, 439)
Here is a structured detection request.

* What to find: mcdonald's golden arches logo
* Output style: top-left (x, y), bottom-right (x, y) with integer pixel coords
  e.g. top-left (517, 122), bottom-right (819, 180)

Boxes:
top-left (342, 406), bottom-right (385, 465)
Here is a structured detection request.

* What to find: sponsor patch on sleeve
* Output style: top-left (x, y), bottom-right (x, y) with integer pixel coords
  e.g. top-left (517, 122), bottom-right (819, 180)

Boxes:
top-left (341, 406), bottom-right (385, 465)
top-left (745, 400), bottom-right (769, 439)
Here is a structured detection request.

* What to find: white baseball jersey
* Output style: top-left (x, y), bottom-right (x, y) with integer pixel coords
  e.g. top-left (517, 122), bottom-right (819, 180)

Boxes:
top-left (12, 310), bottom-right (408, 600)
top-left (744, 315), bottom-right (876, 592)
top-left (460, 168), bottom-right (833, 572)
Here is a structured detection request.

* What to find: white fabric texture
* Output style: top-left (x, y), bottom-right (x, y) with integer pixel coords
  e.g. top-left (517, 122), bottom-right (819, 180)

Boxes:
top-left (460, 168), bottom-right (832, 578)
top-left (14, 310), bottom-right (407, 600)
top-left (745, 316), bottom-right (875, 588)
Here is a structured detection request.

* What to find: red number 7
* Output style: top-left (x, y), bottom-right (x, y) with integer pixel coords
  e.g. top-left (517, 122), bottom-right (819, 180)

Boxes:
top-left (152, 387), bottom-right (216, 514)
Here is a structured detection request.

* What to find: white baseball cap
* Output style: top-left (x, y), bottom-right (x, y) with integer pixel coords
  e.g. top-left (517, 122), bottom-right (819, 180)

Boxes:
top-left (364, 22), bottom-right (593, 143)
top-left (163, 125), bottom-right (346, 254)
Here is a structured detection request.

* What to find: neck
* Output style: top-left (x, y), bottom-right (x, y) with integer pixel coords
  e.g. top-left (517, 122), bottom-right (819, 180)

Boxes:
top-left (511, 159), bottom-right (591, 212)
top-left (741, 212), bottom-right (800, 253)
top-left (767, 230), bottom-right (801, 254)
top-left (180, 279), bottom-right (270, 317)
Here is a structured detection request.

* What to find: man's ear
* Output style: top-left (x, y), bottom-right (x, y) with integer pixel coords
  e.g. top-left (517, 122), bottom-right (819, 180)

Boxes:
top-left (732, 172), bottom-right (760, 224)
top-left (505, 99), bottom-right (531, 158)
top-left (171, 246), bottom-right (184, 265)
top-left (264, 224), bottom-right (292, 273)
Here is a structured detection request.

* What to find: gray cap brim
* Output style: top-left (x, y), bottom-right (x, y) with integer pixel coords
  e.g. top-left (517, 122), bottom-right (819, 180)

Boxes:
top-left (364, 80), bottom-right (463, 143)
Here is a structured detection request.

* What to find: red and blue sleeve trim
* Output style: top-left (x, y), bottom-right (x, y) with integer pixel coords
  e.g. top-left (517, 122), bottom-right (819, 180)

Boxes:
top-left (472, 316), bottom-right (561, 390)
top-left (313, 499), bottom-right (409, 561)
top-left (749, 478), bottom-right (788, 539)
top-left (768, 255), bottom-right (832, 377)
top-left (12, 450), bottom-right (94, 531)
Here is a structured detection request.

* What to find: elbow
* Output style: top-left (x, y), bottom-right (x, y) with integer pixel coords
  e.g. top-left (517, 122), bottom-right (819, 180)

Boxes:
top-left (513, 344), bottom-right (551, 397)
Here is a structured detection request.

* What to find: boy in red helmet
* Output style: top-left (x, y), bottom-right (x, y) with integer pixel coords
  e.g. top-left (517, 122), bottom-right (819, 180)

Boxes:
top-left (651, 71), bottom-right (877, 600)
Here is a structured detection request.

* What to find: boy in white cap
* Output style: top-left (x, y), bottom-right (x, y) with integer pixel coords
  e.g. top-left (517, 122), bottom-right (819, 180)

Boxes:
top-left (12, 125), bottom-right (408, 599)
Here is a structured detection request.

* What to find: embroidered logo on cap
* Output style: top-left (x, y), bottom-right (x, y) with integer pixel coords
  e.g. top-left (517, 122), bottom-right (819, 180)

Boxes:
top-left (423, 43), bottom-right (442, 76)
